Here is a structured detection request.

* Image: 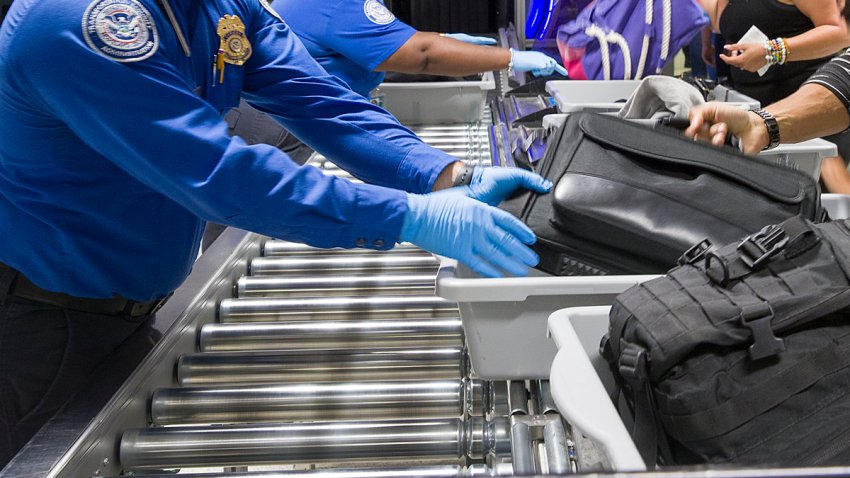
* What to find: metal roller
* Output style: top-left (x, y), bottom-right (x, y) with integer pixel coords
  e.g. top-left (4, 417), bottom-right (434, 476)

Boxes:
top-left (120, 417), bottom-right (509, 470)
top-left (177, 347), bottom-right (466, 386)
top-left (235, 274), bottom-right (436, 298)
top-left (151, 380), bottom-right (466, 426)
top-left (248, 255), bottom-right (439, 277)
top-left (199, 319), bottom-right (463, 352)
top-left (262, 241), bottom-right (424, 257)
top-left (218, 296), bottom-right (457, 323)
top-left (104, 465), bottom-right (503, 478)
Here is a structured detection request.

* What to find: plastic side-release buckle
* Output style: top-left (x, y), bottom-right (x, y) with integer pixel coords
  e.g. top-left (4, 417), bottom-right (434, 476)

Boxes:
top-left (617, 342), bottom-right (649, 386)
top-left (740, 302), bottom-right (785, 360)
top-left (738, 224), bottom-right (788, 269)
top-left (678, 239), bottom-right (712, 266)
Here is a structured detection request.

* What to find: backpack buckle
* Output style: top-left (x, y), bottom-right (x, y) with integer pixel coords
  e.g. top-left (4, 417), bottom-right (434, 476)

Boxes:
top-left (738, 224), bottom-right (788, 269)
top-left (678, 239), bottom-right (712, 266)
top-left (618, 343), bottom-right (649, 385)
top-left (740, 303), bottom-right (785, 360)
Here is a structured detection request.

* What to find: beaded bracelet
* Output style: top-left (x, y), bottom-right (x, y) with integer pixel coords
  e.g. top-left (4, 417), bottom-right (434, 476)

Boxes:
top-left (763, 37), bottom-right (788, 66)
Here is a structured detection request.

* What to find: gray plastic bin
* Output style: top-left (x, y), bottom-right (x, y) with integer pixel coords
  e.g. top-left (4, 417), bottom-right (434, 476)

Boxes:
top-left (436, 194), bottom-right (850, 380)
top-left (377, 72), bottom-right (495, 124)
top-left (546, 79), bottom-right (759, 114)
top-left (547, 306), bottom-right (645, 471)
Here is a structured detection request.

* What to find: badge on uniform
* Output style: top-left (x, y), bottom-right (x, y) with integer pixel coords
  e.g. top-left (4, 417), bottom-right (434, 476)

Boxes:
top-left (82, 0), bottom-right (159, 62)
top-left (363, 0), bottom-right (395, 25)
top-left (217, 15), bottom-right (252, 66)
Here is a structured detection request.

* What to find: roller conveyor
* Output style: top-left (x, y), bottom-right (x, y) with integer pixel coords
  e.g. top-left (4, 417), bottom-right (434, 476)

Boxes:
top-left (151, 380), bottom-right (467, 425)
top-left (199, 319), bottom-right (463, 352)
top-left (248, 255), bottom-right (440, 276)
top-left (11, 113), bottom-right (583, 477)
top-left (177, 347), bottom-right (467, 386)
top-left (218, 296), bottom-right (457, 322)
top-left (120, 417), bottom-right (511, 470)
top-left (235, 274), bottom-right (437, 298)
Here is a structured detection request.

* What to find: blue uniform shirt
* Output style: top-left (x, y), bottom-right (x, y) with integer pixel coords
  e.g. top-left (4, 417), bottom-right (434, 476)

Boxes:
top-left (0, 0), bottom-right (454, 301)
top-left (273, 0), bottom-right (416, 97)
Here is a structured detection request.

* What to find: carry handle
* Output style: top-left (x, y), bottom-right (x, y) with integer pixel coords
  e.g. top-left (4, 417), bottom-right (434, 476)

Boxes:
top-left (574, 113), bottom-right (813, 204)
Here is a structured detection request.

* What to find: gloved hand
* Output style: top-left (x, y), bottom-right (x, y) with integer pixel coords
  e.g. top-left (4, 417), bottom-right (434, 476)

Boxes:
top-left (400, 192), bottom-right (539, 278)
top-left (511, 50), bottom-right (569, 77)
top-left (459, 167), bottom-right (553, 206)
top-left (443, 33), bottom-right (498, 46)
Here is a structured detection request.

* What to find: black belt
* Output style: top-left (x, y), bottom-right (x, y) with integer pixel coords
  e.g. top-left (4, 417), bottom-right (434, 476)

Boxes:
top-left (4, 265), bottom-right (166, 318)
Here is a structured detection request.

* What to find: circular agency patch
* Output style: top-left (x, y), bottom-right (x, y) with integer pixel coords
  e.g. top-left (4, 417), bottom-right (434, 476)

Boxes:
top-left (82, 0), bottom-right (158, 62)
top-left (363, 0), bottom-right (395, 25)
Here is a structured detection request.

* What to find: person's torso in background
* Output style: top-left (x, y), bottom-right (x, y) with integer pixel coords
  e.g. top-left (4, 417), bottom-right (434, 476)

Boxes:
top-left (274, 0), bottom-right (415, 97)
top-left (719, 0), bottom-right (836, 105)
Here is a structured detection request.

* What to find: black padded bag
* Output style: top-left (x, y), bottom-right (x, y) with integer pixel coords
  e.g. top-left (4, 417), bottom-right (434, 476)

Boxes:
top-left (500, 112), bottom-right (823, 276)
top-left (604, 216), bottom-right (850, 467)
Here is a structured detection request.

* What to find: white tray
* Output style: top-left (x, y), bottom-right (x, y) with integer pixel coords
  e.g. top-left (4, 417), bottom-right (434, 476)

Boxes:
top-left (377, 72), bottom-right (495, 125)
top-left (547, 305), bottom-right (645, 471)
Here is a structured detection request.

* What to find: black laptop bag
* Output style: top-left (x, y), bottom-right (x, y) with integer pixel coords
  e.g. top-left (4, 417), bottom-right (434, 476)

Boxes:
top-left (499, 112), bottom-right (823, 276)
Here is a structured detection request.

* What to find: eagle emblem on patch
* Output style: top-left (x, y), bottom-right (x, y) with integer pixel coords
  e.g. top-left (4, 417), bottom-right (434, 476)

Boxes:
top-left (82, 0), bottom-right (158, 62)
top-left (363, 0), bottom-right (395, 25)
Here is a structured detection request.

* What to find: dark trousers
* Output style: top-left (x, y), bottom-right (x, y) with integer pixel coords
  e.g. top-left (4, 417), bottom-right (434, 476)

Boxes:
top-left (0, 269), bottom-right (156, 469)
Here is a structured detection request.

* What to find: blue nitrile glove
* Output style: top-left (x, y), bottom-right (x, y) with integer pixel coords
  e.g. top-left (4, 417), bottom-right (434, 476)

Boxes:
top-left (400, 192), bottom-right (539, 278)
top-left (461, 167), bottom-right (553, 206)
top-left (443, 33), bottom-right (498, 45)
top-left (511, 50), bottom-right (569, 77)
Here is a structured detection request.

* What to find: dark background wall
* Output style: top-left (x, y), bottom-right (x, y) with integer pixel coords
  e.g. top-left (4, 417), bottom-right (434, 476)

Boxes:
top-left (384, 0), bottom-right (512, 34)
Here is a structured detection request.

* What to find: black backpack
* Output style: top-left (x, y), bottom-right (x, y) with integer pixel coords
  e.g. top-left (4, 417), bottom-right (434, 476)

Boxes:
top-left (603, 216), bottom-right (850, 467)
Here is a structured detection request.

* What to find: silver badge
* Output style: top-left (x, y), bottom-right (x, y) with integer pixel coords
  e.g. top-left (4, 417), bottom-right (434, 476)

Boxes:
top-left (363, 0), bottom-right (395, 25)
top-left (82, 0), bottom-right (158, 62)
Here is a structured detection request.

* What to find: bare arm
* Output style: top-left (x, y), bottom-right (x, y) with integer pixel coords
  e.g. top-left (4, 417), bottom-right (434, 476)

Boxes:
top-left (685, 83), bottom-right (850, 153)
top-left (376, 31), bottom-right (511, 76)
top-left (785, 0), bottom-right (849, 61)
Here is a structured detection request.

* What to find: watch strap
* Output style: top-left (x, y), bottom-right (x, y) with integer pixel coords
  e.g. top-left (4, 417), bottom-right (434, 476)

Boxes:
top-left (452, 164), bottom-right (475, 187)
top-left (751, 108), bottom-right (780, 150)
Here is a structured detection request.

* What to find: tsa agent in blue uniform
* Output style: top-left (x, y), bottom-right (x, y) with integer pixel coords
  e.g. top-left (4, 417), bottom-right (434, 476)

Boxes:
top-left (226, 0), bottom-right (567, 165)
top-left (0, 0), bottom-right (551, 466)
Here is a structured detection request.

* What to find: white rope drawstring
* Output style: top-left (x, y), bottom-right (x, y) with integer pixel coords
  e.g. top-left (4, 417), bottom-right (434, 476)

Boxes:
top-left (635, 0), bottom-right (653, 79)
top-left (657, 0), bottom-right (672, 74)
top-left (585, 24), bottom-right (612, 80)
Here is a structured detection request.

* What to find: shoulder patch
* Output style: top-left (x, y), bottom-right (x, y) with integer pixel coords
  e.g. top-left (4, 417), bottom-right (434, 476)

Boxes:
top-left (259, 0), bottom-right (285, 23)
top-left (82, 0), bottom-right (158, 62)
top-left (363, 0), bottom-right (395, 25)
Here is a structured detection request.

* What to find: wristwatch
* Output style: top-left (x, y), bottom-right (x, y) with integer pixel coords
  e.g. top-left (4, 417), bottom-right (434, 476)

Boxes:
top-left (452, 164), bottom-right (475, 187)
top-left (750, 108), bottom-right (780, 150)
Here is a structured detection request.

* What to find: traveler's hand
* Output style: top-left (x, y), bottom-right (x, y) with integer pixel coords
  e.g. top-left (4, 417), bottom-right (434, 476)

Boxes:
top-left (400, 192), bottom-right (539, 278)
top-left (443, 33), bottom-right (498, 46)
top-left (685, 102), bottom-right (768, 154)
top-left (720, 42), bottom-right (768, 72)
top-left (458, 166), bottom-right (552, 206)
top-left (511, 50), bottom-right (569, 77)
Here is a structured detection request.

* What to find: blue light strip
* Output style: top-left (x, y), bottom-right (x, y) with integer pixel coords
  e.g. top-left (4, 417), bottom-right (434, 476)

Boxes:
top-left (526, 0), bottom-right (545, 39)
top-left (538, 0), bottom-right (556, 40)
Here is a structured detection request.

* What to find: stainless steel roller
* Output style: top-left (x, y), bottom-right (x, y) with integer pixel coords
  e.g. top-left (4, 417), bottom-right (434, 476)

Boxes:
top-left (199, 319), bottom-right (462, 352)
top-left (235, 274), bottom-right (436, 298)
top-left (218, 296), bottom-right (457, 323)
top-left (177, 347), bottom-right (466, 386)
top-left (248, 255), bottom-right (439, 277)
top-left (151, 380), bottom-right (466, 425)
top-left (120, 418), bottom-right (509, 470)
top-left (262, 241), bottom-right (424, 257)
top-left (105, 465), bottom-right (502, 478)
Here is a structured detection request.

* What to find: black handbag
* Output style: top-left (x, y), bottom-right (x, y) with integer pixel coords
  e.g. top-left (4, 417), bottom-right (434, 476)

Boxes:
top-left (500, 112), bottom-right (823, 275)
